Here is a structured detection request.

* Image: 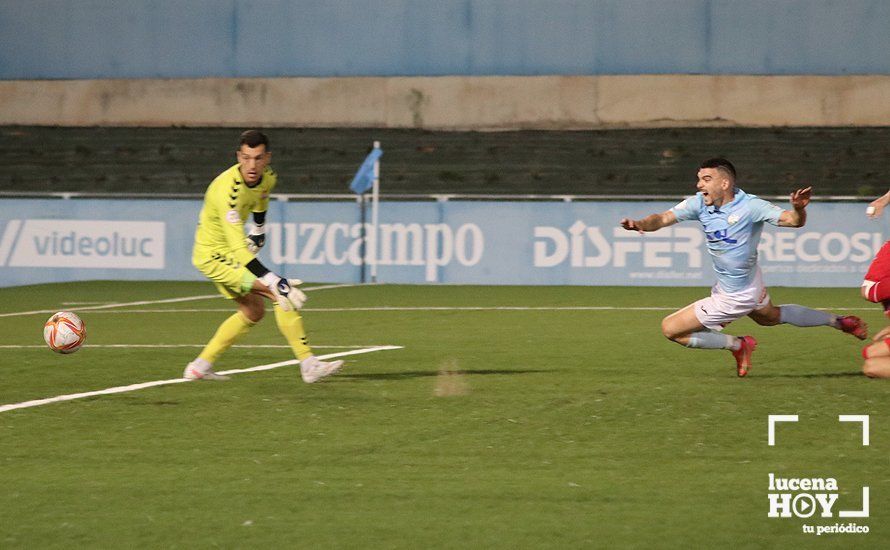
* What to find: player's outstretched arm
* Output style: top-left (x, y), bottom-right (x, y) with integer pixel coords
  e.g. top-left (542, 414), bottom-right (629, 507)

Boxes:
top-left (620, 210), bottom-right (677, 233)
top-left (778, 186), bottom-right (812, 227)
top-left (866, 189), bottom-right (890, 219)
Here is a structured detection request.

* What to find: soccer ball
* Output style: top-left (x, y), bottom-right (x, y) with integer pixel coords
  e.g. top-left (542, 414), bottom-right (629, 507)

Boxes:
top-left (44, 311), bottom-right (86, 354)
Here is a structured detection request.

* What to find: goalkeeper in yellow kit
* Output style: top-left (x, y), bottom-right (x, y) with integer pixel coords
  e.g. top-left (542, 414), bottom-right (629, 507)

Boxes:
top-left (184, 130), bottom-right (343, 383)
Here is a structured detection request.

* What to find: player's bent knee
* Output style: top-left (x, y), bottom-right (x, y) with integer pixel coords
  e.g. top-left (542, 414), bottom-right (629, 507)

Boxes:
top-left (247, 309), bottom-right (265, 323)
top-left (863, 357), bottom-right (890, 378)
top-left (863, 360), bottom-right (882, 378)
top-left (239, 300), bottom-right (266, 323)
top-left (660, 320), bottom-right (684, 342)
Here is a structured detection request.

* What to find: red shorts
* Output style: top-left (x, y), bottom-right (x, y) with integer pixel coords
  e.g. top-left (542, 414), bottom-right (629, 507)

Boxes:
top-left (865, 240), bottom-right (890, 282)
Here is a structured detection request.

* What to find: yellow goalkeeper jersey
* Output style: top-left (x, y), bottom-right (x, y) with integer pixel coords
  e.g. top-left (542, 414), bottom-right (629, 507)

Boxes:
top-left (193, 164), bottom-right (277, 266)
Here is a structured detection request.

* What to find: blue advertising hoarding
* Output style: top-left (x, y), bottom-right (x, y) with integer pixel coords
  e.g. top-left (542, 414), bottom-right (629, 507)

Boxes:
top-left (0, 199), bottom-right (883, 288)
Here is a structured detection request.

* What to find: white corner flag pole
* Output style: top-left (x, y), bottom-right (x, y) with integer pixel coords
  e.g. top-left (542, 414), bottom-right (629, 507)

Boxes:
top-left (370, 140), bottom-right (381, 283)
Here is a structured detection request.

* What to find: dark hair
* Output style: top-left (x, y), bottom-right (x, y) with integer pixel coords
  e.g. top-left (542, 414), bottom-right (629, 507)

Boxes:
top-left (699, 157), bottom-right (736, 180)
top-left (239, 130), bottom-right (270, 151)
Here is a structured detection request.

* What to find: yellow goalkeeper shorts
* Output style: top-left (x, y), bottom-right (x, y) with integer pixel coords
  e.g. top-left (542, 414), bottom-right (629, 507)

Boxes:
top-left (193, 250), bottom-right (256, 299)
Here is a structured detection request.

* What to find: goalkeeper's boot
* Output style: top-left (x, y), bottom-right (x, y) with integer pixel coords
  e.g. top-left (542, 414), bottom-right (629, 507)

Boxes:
top-left (731, 336), bottom-right (757, 378)
top-left (300, 356), bottom-right (344, 384)
top-left (184, 359), bottom-right (230, 381)
top-left (838, 316), bottom-right (868, 340)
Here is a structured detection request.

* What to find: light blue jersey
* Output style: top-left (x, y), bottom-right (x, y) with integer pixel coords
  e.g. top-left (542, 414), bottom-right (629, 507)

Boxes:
top-left (671, 189), bottom-right (782, 292)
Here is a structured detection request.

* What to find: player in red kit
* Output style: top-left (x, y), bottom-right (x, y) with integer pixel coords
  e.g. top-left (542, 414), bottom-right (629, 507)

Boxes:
top-left (860, 190), bottom-right (890, 310)
top-left (860, 190), bottom-right (890, 377)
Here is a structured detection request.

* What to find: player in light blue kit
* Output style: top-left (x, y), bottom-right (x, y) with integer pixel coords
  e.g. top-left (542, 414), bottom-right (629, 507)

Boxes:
top-left (620, 158), bottom-right (867, 377)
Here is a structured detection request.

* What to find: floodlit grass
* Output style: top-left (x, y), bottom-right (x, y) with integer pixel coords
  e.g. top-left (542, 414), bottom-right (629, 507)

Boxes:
top-left (0, 281), bottom-right (887, 548)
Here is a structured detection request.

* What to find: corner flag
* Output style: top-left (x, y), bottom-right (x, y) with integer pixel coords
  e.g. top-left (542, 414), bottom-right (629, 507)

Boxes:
top-left (351, 141), bottom-right (382, 283)
top-left (349, 147), bottom-right (383, 194)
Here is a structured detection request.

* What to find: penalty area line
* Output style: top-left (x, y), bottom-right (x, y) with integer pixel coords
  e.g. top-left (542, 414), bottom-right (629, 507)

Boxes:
top-left (0, 345), bottom-right (403, 414)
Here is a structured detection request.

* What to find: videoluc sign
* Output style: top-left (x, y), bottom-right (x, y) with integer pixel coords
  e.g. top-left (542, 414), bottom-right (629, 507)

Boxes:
top-left (0, 219), bottom-right (165, 269)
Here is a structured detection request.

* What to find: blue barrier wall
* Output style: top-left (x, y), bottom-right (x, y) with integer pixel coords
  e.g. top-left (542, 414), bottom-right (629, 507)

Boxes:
top-left (2, 0), bottom-right (889, 79)
top-left (0, 199), bottom-right (883, 288)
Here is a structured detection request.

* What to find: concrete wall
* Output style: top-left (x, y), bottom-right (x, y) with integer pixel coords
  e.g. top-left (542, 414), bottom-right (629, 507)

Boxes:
top-left (3, 75), bottom-right (890, 129)
top-left (2, 0), bottom-right (890, 79)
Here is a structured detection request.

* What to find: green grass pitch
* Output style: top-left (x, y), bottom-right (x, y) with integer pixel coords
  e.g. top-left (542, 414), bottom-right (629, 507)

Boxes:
top-left (1, 281), bottom-right (888, 548)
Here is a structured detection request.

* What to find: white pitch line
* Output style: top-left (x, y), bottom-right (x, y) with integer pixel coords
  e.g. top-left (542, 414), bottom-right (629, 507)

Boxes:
top-left (0, 283), bottom-right (362, 319)
top-left (43, 306), bottom-right (682, 314)
top-left (295, 305), bottom-right (879, 312)
top-left (0, 294), bottom-right (221, 318)
top-left (46, 306), bottom-right (883, 313)
top-left (0, 344), bottom-right (391, 349)
top-left (0, 345), bottom-right (403, 414)
top-left (297, 282), bottom-right (367, 292)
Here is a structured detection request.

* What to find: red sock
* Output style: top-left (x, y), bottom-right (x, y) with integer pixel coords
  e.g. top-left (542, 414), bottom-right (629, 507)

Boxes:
top-left (866, 280), bottom-right (890, 303)
top-left (863, 339), bottom-right (890, 359)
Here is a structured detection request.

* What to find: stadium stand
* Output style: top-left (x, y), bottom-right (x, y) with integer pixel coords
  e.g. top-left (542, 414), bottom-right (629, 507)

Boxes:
top-left (2, 126), bottom-right (889, 197)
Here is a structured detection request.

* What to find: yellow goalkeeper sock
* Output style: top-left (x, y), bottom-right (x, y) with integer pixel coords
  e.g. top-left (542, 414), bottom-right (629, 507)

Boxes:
top-left (198, 311), bottom-right (255, 363)
top-left (273, 304), bottom-right (313, 360)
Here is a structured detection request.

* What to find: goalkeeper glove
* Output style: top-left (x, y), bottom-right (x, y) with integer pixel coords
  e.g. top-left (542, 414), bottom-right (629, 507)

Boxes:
top-left (246, 223), bottom-right (266, 254)
top-left (259, 273), bottom-right (307, 311)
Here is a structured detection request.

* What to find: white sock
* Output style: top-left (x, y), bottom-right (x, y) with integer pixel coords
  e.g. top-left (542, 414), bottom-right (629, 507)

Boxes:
top-left (686, 330), bottom-right (735, 350)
